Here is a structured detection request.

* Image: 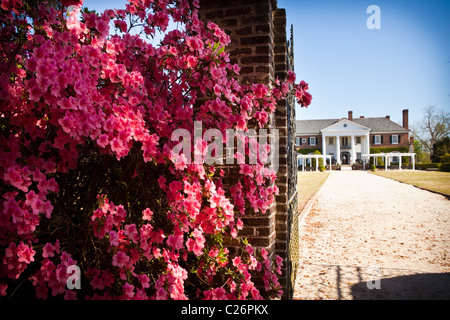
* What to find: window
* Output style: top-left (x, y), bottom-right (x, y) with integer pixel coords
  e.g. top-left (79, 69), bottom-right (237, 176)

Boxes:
top-left (302, 138), bottom-right (307, 144)
top-left (296, 137), bottom-right (301, 146)
top-left (374, 135), bottom-right (381, 145)
top-left (356, 137), bottom-right (361, 144)
top-left (341, 137), bottom-right (349, 147)
top-left (309, 137), bottom-right (316, 146)
top-left (328, 137), bottom-right (334, 145)
top-left (391, 135), bottom-right (399, 144)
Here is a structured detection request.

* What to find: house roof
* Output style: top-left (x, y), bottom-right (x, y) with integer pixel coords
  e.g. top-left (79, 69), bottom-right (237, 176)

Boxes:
top-left (296, 117), bottom-right (409, 135)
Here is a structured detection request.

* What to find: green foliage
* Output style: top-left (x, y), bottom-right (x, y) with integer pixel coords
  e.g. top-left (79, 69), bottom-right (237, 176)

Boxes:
top-left (313, 150), bottom-right (323, 168)
top-left (440, 163), bottom-right (450, 172)
top-left (432, 137), bottom-right (450, 163)
top-left (371, 164), bottom-right (376, 171)
top-left (415, 163), bottom-right (442, 170)
top-left (297, 148), bottom-right (321, 155)
top-left (370, 147), bottom-right (409, 153)
top-left (440, 153), bottom-right (450, 163)
top-left (414, 140), bottom-right (430, 163)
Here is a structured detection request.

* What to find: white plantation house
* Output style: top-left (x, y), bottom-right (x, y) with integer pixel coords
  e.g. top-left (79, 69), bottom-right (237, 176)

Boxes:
top-left (296, 110), bottom-right (416, 169)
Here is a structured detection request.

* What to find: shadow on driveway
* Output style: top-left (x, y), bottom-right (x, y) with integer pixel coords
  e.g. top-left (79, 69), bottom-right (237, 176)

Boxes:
top-left (351, 272), bottom-right (450, 299)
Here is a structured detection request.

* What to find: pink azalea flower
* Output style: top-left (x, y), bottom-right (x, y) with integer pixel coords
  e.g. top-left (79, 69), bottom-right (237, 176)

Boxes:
top-left (112, 251), bottom-right (130, 268)
top-left (42, 242), bottom-right (59, 258)
top-left (142, 208), bottom-right (153, 221)
top-left (17, 242), bottom-right (36, 264)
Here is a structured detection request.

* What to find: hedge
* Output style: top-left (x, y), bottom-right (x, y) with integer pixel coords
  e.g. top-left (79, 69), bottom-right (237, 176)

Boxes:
top-left (415, 163), bottom-right (441, 170)
top-left (297, 148), bottom-right (321, 155)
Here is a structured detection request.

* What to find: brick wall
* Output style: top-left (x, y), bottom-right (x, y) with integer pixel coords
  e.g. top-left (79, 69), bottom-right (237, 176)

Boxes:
top-left (296, 135), bottom-right (323, 150)
top-left (369, 133), bottom-right (410, 149)
top-left (199, 0), bottom-right (295, 298)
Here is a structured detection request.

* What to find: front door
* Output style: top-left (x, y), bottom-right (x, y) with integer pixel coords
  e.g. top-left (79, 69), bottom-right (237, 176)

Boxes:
top-left (341, 152), bottom-right (350, 165)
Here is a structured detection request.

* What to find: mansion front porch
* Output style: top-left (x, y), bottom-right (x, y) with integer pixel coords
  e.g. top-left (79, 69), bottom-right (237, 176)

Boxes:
top-left (320, 119), bottom-right (372, 166)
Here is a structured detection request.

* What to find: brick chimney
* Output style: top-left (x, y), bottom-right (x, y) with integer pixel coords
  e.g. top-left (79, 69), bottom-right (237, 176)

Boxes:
top-left (360, 116), bottom-right (364, 119)
top-left (402, 109), bottom-right (409, 129)
top-left (348, 110), bottom-right (353, 120)
top-left (386, 115), bottom-right (390, 120)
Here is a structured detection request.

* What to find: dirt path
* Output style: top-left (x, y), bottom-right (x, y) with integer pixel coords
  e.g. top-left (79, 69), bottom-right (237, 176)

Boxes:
top-left (293, 171), bottom-right (450, 300)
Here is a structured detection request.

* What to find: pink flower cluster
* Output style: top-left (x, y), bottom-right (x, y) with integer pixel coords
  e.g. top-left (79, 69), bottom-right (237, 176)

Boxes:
top-left (31, 243), bottom-right (79, 300)
top-left (0, 0), bottom-right (311, 299)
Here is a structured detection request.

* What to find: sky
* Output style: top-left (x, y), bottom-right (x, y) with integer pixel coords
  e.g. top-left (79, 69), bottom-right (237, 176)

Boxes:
top-left (278, 0), bottom-right (450, 127)
top-left (82, 0), bottom-right (450, 127)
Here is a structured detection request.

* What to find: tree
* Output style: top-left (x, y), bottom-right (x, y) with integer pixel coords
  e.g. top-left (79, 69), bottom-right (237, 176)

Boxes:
top-left (413, 105), bottom-right (449, 158)
top-left (432, 137), bottom-right (450, 163)
top-left (0, 0), bottom-right (311, 300)
top-left (413, 140), bottom-right (430, 163)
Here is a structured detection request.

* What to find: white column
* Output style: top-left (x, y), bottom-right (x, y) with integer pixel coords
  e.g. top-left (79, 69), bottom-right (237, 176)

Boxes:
top-left (412, 154), bottom-right (415, 170)
top-left (385, 155), bottom-right (388, 171)
top-left (322, 136), bottom-right (327, 156)
top-left (315, 156), bottom-right (318, 171)
top-left (365, 134), bottom-right (370, 155)
top-left (336, 135), bottom-right (341, 165)
top-left (399, 155), bottom-right (402, 171)
top-left (351, 135), bottom-right (356, 165)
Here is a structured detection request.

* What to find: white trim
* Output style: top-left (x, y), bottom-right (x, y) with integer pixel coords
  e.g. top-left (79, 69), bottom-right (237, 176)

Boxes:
top-left (374, 135), bottom-right (381, 144)
top-left (321, 119), bottom-right (371, 133)
top-left (370, 131), bottom-right (409, 134)
top-left (391, 135), bottom-right (399, 144)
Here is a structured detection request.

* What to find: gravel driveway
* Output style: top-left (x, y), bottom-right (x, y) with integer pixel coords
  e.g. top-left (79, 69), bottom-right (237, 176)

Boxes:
top-left (293, 171), bottom-right (450, 300)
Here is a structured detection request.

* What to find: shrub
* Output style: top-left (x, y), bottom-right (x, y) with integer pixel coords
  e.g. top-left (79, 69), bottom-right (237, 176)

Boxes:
top-left (297, 149), bottom-right (321, 155)
top-left (371, 164), bottom-right (377, 171)
top-left (415, 163), bottom-right (442, 170)
top-left (440, 163), bottom-right (450, 172)
top-left (440, 153), bottom-right (450, 164)
top-left (0, 0), bottom-right (311, 300)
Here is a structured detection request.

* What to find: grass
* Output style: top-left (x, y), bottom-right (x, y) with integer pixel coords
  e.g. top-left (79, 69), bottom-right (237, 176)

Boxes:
top-left (371, 170), bottom-right (450, 196)
top-left (297, 171), bottom-right (330, 213)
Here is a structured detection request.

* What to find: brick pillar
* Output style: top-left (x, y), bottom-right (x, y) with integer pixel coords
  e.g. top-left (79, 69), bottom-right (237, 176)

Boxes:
top-left (198, 0), bottom-right (275, 82)
top-left (198, 0), bottom-right (293, 298)
top-left (402, 109), bottom-right (409, 129)
top-left (272, 7), bottom-right (291, 298)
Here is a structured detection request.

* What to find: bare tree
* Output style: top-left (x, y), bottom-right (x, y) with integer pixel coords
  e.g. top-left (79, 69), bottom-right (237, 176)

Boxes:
top-left (412, 105), bottom-right (450, 156)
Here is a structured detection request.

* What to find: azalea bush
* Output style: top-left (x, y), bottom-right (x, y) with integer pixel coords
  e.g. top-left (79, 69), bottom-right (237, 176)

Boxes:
top-left (0, 0), bottom-right (311, 299)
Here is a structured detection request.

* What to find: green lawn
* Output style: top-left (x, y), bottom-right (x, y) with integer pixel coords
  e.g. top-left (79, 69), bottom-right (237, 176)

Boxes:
top-left (297, 172), bottom-right (330, 213)
top-left (371, 170), bottom-right (450, 196)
